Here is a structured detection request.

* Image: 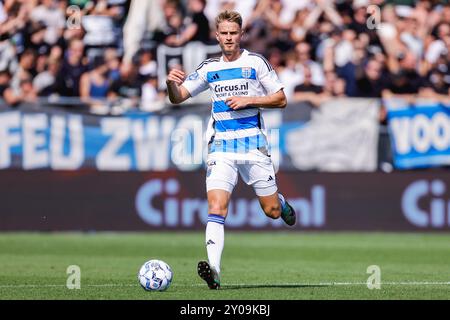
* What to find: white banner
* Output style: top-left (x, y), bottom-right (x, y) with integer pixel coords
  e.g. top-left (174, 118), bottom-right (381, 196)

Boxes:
top-left (285, 98), bottom-right (380, 172)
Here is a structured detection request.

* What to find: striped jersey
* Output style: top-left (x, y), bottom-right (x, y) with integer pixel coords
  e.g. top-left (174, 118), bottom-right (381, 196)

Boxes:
top-left (182, 49), bottom-right (284, 161)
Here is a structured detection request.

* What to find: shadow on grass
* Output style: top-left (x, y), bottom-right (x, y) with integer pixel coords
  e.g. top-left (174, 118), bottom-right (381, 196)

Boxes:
top-left (220, 284), bottom-right (330, 290)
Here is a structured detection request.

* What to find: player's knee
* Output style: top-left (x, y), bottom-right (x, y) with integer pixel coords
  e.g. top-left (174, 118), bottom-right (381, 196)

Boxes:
top-left (208, 199), bottom-right (228, 216)
top-left (263, 203), bottom-right (281, 219)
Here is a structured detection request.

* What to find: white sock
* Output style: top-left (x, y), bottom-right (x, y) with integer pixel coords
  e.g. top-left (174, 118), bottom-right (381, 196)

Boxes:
top-left (205, 214), bottom-right (225, 274)
top-left (278, 193), bottom-right (287, 211)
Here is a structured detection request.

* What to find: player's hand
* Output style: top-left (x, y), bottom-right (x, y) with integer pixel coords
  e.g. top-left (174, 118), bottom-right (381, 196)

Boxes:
top-left (225, 96), bottom-right (252, 110)
top-left (166, 69), bottom-right (186, 86)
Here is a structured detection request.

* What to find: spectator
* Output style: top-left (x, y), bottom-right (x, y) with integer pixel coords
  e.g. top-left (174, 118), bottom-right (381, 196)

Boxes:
top-left (262, 0), bottom-right (294, 52)
top-left (2, 74), bottom-right (37, 106)
top-left (138, 48), bottom-right (157, 78)
top-left (89, 0), bottom-right (131, 27)
top-left (104, 47), bottom-right (121, 82)
top-left (82, 18), bottom-right (114, 47)
top-left (383, 52), bottom-right (427, 96)
top-left (424, 23), bottom-right (450, 71)
top-left (395, 5), bottom-right (425, 61)
top-left (30, 0), bottom-right (65, 46)
top-left (55, 38), bottom-right (87, 96)
top-left (279, 0), bottom-right (308, 25)
top-left (11, 48), bottom-right (37, 94)
top-left (243, 0), bottom-right (273, 54)
top-left (140, 72), bottom-right (165, 112)
top-left (80, 56), bottom-right (111, 99)
top-left (0, 70), bottom-right (11, 100)
top-left (294, 41), bottom-right (325, 87)
top-left (0, 39), bottom-right (18, 73)
top-left (161, 8), bottom-right (187, 47)
top-left (293, 65), bottom-right (323, 94)
top-left (0, 0), bottom-right (30, 53)
top-left (293, 70), bottom-right (346, 106)
top-left (322, 71), bottom-right (346, 97)
top-left (182, 0), bottom-right (211, 44)
top-left (278, 50), bottom-right (299, 100)
top-left (161, 0), bottom-right (211, 47)
top-left (349, 0), bottom-right (370, 34)
top-left (290, 8), bottom-right (316, 44)
top-left (423, 63), bottom-right (450, 96)
top-left (355, 59), bottom-right (388, 98)
top-left (33, 57), bottom-right (60, 96)
top-left (108, 62), bottom-right (141, 107)
top-left (23, 21), bottom-right (49, 56)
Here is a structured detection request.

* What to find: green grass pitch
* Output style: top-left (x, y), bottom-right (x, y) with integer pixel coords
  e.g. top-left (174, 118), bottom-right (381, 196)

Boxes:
top-left (0, 232), bottom-right (449, 300)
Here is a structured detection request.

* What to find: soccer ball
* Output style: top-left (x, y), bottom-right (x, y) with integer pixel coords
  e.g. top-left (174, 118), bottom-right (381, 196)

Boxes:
top-left (138, 259), bottom-right (173, 291)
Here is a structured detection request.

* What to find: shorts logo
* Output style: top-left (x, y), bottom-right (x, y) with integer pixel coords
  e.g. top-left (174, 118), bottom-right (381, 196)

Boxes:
top-left (242, 67), bottom-right (252, 79)
top-left (187, 72), bottom-right (199, 80)
top-left (206, 161), bottom-right (215, 177)
top-left (267, 175), bottom-right (274, 182)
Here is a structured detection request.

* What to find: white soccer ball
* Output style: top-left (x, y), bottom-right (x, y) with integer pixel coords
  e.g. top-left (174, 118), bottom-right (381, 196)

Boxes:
top-left (138, 259), bottom-right (173, 291)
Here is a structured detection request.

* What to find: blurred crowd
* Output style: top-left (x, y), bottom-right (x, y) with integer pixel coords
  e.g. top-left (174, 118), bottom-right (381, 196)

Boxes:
top-left (0, 0), bottom-right (449, 112)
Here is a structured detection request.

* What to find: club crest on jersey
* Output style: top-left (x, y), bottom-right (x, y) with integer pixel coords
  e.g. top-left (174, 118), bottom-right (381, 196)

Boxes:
top-left (241, 67), bottom-right (252, 79)
top-left (187, 72), bottom-right (199, 80)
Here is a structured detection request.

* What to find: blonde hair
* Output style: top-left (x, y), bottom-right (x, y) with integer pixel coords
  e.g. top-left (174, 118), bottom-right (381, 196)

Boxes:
top-left (215, 10), bottom-right (243, 30)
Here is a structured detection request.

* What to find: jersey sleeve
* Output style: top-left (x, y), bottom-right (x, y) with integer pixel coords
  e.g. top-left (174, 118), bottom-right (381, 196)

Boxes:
top-left (256, 56), bottom-right (284, 95)
top-left (181, 67), bottom-right (209, 97)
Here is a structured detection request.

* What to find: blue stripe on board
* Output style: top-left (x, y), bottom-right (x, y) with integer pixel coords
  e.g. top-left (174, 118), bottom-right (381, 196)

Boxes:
top-left (207, 68), bottom-right (256, 83)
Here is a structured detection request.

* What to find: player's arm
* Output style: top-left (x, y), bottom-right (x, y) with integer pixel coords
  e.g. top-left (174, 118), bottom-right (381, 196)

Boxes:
top-left (226, 89), bottom-right (287, 110)
top-left (166, 69), bottom-right (191, 104)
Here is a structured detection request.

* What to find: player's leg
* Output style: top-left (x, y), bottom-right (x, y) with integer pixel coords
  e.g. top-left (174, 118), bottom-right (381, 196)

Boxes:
top-left (198, 159), bottom-right (238, 289)
top-left (198, 189), bottom-right (230, 290)
top-left (258, 191), bottom-right (296, 226)
top-left (205, 188), bottom-right (230, 274)
top-left (239, 160), bottom-right (296, 226)
top-left (257, 192), bottom-right (282, 219)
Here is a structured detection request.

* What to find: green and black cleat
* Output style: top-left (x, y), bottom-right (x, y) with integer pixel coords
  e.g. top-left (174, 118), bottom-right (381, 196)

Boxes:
top-left (281, 201), bottom-right (297, 226)
top-left (197, 261), bottom-right (220, 290)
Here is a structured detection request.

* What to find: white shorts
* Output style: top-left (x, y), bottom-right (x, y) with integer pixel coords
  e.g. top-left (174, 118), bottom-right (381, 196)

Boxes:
top-left (206, 157), bottom-right (278, 197)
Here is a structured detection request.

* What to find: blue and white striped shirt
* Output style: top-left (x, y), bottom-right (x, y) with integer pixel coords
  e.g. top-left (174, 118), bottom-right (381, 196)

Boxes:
top-left (182, 49), bottom-right (284, 161)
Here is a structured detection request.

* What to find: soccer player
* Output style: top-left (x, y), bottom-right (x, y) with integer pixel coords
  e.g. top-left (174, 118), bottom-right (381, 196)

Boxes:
top-left (166, 10), bottom-right (296, 290)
